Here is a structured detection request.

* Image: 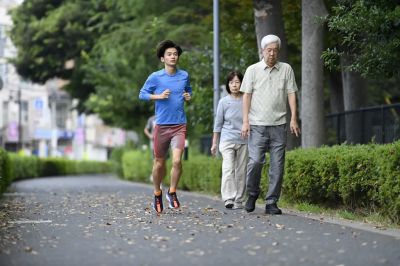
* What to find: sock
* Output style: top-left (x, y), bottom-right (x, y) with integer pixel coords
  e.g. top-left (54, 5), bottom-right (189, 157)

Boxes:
top-left (169, 188), bottom-right (176, 193)
top-left (154, 190), bottom-right (162, 196)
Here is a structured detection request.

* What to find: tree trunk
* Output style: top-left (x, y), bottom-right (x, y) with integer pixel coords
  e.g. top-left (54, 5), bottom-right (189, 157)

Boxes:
top-left (253, 0), bottom-right (301, 149)
top-left (253, 0), bottom-right (288, 61)
top-left (301, 0), bottom-right (327, 148)
top-left (341, 55), bottom-right (367, 144)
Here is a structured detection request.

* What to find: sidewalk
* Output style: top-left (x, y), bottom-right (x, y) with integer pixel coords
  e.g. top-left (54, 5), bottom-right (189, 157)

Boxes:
top-left (0, 175), bottom-right (399, 266)
top-left (191, 190), bottom-right (400, 239)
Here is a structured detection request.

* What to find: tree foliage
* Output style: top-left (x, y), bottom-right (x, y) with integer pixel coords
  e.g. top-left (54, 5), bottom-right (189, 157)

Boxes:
top-left (9, 0), bottom-right (105, 111)
top-left (181, 0), bottom-right (257, 135)
top-left (81, 1), bottom-right (210, 129)
top-left (9, 0), bottom-right (256, 134)
top-left (322, 0), bottom-right (400, 79)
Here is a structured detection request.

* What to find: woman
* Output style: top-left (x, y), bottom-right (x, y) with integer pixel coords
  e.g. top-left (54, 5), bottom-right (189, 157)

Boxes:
top-left (211, 71), bottom-right (248, 209)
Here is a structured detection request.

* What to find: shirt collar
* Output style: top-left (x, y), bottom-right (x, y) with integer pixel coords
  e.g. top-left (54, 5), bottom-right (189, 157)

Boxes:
top-left (161, 68), bottom-right (178, 76)
top-left (261, 59), bottom-right (280, 71)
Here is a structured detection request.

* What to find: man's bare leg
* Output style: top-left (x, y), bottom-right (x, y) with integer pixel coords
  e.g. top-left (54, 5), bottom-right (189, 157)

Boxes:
top-left (169, 148), bottom-right (184, 192)
top-left (152, 158), bottom-right (166, 194)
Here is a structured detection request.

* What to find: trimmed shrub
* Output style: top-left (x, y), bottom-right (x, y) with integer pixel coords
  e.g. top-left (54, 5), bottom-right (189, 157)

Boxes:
top-left (0, 153), bottom-right (112, 198)
top-left (110, 146), bottom-right (134, 177)
top-left (283, 141), bottom-right (400, 223)
top-left (375, 142), bottom-right (400, 223)
top-left (122, 150), bottom-right (153, 183)
top-left (0, 149), bottom-right (11, 194)
top-left (38, 158), bottom-right (112, 177)
top-left (8, 153), bottom-right (40, 180)
top-left (121, 150), bottom-right (222, 194)
top-left (39, 158), bottom-right (67, 176)
top-left (336, 145), bottom-right (380, 209)
top-left (284, 148), bottom-right (325, 202)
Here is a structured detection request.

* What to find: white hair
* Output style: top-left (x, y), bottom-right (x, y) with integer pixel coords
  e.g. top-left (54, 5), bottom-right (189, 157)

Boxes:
top-left (261, 35), bottom-right (281, 49)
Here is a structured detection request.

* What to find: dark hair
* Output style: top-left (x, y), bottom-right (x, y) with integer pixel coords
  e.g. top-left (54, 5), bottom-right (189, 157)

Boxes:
top-left (225, 71), bottom-right (243, 94)
top-left (156, 40), bottom-right (183, 59)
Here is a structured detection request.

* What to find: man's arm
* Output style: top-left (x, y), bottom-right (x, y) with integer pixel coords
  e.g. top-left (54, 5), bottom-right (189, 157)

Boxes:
top-left (183, 74), bottom-right (192, 101)
top-left (144, 127), bottom-right (152, 139)
top-left (150, 89), bottom-right (170, 100)
top-left (288, 92), bottom-right (300, 137)
top-left (241, 92), bottom-right (252, 138)
top-left (139, 74), bottom-right (170, 101)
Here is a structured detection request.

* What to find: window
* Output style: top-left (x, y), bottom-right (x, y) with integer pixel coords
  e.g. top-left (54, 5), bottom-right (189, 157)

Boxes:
top-left (21, 101), bottom-right (28, 124)
top-left (3, 101), bottom-right (8, 124)
top-left (0, 24), bottom-right (7, 58)
top-left (0, 63), bottom-right (8, 84)
top-left (56, 102), bottom-right (68, 128)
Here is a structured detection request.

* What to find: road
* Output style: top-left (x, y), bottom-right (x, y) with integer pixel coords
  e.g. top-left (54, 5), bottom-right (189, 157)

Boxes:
top-left (0, 175), bottom-right (399, 266)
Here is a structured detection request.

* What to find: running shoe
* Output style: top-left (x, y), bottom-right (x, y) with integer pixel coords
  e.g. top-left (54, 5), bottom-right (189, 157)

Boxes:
top-left (166, 190), bottom-right (180, 209)
top-left (152, 192), bottom-right (163, 213)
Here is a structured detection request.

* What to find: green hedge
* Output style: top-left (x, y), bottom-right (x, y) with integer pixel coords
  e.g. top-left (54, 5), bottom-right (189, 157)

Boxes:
top-left (0, 149), bottom-right (12, 194)
top-left (284, 141), bottom-right (400, 223)
top-left (38, 158), bottom-right (112, 177)
top-left (110, 146), bottom-right (137, 179)
top-left (121, 141), bottom-right (400, 223)
top-left (9, 153), bottom-right (40, 180)
top-left (121, 149), bottom-right (222, 194)
top-left (0, 150), bottom-right (112, 195)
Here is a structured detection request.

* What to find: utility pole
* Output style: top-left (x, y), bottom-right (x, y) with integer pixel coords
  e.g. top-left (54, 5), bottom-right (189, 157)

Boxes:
top-left (50, 90), bottom-right (58, 157)
top-left (213, 0), bottom-right (220, 117)
top-left (17, 84), bottom-right (22, 151)
top-left (0, 77), bottom-right (2, 148)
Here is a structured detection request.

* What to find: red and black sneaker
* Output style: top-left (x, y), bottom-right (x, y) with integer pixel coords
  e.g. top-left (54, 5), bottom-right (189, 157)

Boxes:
top-left (152, 192), bottom-right (163, 213)
top-left (166, 190), bottom-right (180, 209)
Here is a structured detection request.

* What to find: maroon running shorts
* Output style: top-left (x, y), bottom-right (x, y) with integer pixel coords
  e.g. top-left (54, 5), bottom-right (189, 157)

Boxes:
top-left (153, 124), bottom-right (186, 158)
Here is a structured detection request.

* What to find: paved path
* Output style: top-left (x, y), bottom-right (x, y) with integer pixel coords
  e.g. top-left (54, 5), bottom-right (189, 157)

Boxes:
top-left (0, 175), bottom-right (399, 266)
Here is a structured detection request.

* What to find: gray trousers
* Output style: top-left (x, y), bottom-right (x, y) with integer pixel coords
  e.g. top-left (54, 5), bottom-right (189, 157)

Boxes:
top-left (246, 124), bottom-right (287, 204)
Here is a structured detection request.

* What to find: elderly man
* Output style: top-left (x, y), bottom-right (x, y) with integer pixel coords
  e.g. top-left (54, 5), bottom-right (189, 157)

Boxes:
top-left (240, 34), bottom-right (300, 215)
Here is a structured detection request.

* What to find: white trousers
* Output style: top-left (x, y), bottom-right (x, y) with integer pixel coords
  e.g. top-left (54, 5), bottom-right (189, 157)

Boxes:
top-left (219, 142), bottom-right (248, 204)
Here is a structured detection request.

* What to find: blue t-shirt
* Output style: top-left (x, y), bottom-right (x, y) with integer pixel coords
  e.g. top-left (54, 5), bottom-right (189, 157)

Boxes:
top-left (139, 69), bottom-right (192, 125)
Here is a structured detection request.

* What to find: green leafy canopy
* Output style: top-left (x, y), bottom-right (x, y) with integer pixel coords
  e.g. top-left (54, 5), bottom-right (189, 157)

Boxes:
top-left (323, 0), bottom-right (400, 79)
top-left (10, 0), bottom-right (257, 134)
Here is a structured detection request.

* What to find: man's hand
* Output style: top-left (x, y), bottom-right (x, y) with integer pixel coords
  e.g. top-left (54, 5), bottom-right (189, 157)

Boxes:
top-left (183, 92), bottom-right (191, 101)
top-left (160, 89), bottom-right (171, 99)
top-left (241, 121), bottom-right (250, 138)
top-left (290, 119), bottom-right (301, 137)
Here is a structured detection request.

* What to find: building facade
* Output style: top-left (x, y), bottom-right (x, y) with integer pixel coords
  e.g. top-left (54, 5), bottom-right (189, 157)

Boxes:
top-left (0, 1), bottom-right (133, 161)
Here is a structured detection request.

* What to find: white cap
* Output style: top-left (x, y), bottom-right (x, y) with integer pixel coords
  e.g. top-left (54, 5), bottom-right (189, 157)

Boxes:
top-left (261, 35), bottom-right (281, 49)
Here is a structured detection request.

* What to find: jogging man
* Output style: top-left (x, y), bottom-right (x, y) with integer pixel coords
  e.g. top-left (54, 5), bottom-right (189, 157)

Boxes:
top-left (139, 40), bottom-right (192, 213)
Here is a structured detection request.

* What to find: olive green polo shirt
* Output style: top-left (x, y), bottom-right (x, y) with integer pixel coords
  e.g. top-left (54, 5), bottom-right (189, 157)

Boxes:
top-left (240, 60), bottom-right (298, 126)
